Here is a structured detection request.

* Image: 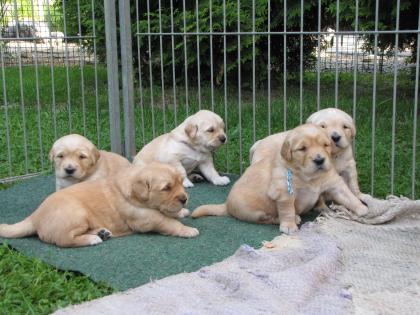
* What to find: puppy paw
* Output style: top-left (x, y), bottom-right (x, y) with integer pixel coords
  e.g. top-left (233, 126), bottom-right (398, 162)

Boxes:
top-left (183, 178), bottom-right (194, 188)
top-left (89, 235), bottom-right (103, 246)
top-left (354, 205), bottom-right (369, 217)
top-left (177, 208), bottom-right (191, 218)
top-left (97, 228), bottom-right (112, 241)
top-left (189, 173), bottom-right (205, 183)
top-left (295, 215), bottom-right (302, 225)
top-left (212, 176), bottom-right (230, 186)
top-left (178, 226), bottom-right (199, 238)
top-left (279, 222), bottom-right (299, 234)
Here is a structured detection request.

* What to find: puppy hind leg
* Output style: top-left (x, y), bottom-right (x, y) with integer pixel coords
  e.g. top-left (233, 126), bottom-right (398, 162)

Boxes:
top-left (53, 225), bottom-right (103, 248)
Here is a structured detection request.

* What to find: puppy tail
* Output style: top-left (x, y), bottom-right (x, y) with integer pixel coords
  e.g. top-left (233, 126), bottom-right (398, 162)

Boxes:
top-left (192, 203), bottom-right (228, 218)
top-left (0, 217), bottom-right (36, 238)
top-left (249, 140), bottom-right (261, 164)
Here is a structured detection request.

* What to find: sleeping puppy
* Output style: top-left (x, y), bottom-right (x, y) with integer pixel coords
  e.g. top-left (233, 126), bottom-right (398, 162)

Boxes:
top-left (0, 162), bottom-right (199, 247)
top-left (192, 124), bottom-right (368, 233)
top-left (133, 110), bottom-right (229, 188)
top-left (50, 134), bottom-right (131, 191)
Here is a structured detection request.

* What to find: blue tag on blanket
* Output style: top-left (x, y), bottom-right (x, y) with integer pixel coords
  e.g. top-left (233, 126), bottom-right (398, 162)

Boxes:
top-left (287, 168), bottom-right (294, 195)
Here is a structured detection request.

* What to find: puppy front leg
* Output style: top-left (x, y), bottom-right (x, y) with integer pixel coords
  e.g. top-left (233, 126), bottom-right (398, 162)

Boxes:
top-left (327, 178), bottom-right (368, 217)
top-left (276, 199), bottom-right (298, 234)
top-left (198, 158), bottom-right (230, 186)
top-left (129, 210), bottom-right (199, 238)
top-left (172, 161), bottom-right (194, 188)
top-left (345, 162), bottom-right (361, 197)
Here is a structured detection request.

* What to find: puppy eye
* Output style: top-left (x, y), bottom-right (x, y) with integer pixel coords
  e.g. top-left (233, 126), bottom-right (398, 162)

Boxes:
top-left (207, 127), bottom-right (214, 133)
top-left (320, 124), bottom-right (326, 128)
top-left (57, 154), bottom-right (64, 158)
top-left (79, 154), bottom-right (87, 159)
top-left (298, 146), bottom-right (306, 152)
top-left (324, 143), bottom-right (330, 147)
top-left (162, 184), bottom-right (171, 191)
top-left (343, 125), bottom-right (349, 129)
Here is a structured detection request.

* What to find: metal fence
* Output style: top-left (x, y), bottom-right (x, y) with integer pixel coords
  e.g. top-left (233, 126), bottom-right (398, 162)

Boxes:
top-left (0, 0), bottom-right (419, 200)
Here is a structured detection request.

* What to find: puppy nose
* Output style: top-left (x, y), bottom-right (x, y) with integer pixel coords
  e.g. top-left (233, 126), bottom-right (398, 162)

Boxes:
top-left (331, 133), bottom-right (341, 143)
top-left (178, 195), bottom-right (187, 205)
top-left (65, 167), bottom-right (75, 175)
top-left (219, 135), bottom-right (226, 143)
top-left (313, 155), bottom-right (325, 166)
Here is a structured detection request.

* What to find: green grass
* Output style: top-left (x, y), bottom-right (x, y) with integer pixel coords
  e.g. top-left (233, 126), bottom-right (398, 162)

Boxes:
top-left (0, 64), bottom-right (419, 313)
top-left (0, 243), bottom-right (114, 314)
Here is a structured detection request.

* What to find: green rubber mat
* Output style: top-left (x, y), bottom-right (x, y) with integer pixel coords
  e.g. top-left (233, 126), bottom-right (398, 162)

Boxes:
top-left (0, 175), bottom-right (317, 290)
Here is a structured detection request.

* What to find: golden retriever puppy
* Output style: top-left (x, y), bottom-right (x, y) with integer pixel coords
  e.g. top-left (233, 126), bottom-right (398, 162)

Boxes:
top-left (0, 163), bottom-right (199, 247)
top-left (250, 108), bottom-right (361, 208)
top-left (306, 108), bottom-right (360, 197)
top-left (133, 110), bottom-right (229, 188)
top-left (192, 124), bottom-right (368, 233)
top-left (50, 134), bottom-right (131, 191)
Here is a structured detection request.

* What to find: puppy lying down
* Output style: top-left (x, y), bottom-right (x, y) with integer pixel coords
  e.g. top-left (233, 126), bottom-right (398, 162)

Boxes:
top-left (133, 110), bottom-right (229, 188)
top-left (50, 134), bottom-right (131, 191)
top-left (193, 124), bottom-right (368, 233)
top-left (0, 163), bottom-right (199, 247)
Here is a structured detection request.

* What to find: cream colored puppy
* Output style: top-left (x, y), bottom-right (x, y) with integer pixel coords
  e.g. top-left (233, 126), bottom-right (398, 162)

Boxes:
top-left (192, 124), bottom-right (368, 233)
top-left (50, 134), bottom-right (131, 191)
top-left (306, 108), bottom-right (360, 197)
top-left (250, 108), bottom-right (360, 197)
top-left (0, 163), bottom-right (199, 247)
top-left (133, 110), bottom-right (229, 188)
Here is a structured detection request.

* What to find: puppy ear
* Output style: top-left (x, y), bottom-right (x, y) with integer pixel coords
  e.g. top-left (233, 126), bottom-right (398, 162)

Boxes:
top-left (350, 123), bottom-right (356, 139)
top-left (281, 140), bottom-right (292, 162)
top-left (91, 147), bottom-right (100, 163)
top-left (134, 173), bottom-right (151, 202)
top-left (185, 123), bottom-right (198, 139)
top-left (48, 147), bottom-right (55, 162)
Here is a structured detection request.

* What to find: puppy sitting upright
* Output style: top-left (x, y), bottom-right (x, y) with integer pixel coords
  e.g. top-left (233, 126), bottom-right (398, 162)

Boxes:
top-left (133, 110), bottom-right (229, 188)
top-left (250, 108), bottom-right (360, 198)
top-left (193, 124), bottom-right (368, 233)
top-left (0, 162), bottom-right (199, 247)
top-left (306, 108), bottom-right (360, 197)
top-left (50, 134), bottom-right (131, 191)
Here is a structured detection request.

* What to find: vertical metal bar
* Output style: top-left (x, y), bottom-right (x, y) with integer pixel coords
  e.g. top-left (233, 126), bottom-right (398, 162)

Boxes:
top-left (237, 0), bottom-right (243, 174)
top-left (62, 0), bottom-right (72, 132)
top-left (252, 0), bottom-right (256, 143)
top-left (146, 0), bottom-right (156, 138)
top-left (158, 0), bottom-right (166, 132)
top-left (223, 0), bottom-right (229, 172)
top-left (412, 3), bottom-right (420, 199)
top-left (104, 0), bottom-right (122, 153)
top-left (283, 0), bottom-right (287, 131)
top-left (316, 0), bottom-right (321, 110)
top-left (46, 0), bottom-right (57, 139)
top-left (195, 0), bottom-right (202, 110)
top-left (352, 0), bottom-right (359, 152)
top-left (334, 0), bottom-right (340, 108)
top-left (91, 0), bottom-right (100, 146)
top-left (12, 0), bottom-right (28, 173)
top-left (119, 0), bottom-right (136, 158)
top-left (390, 0), bottom-right (400, 195)
top-left (0, 46), bottom-right (12, 176)
top-left (76, 0), bottom-right (87, 136)
top-left (135, 0), bottom-right (146, 145)
top-left (182, 0), bottom-right (189, 116)
top-left (170, 0), bottom-right (177, 125)
top-left (209, 0), bottom-right (215, 111)
top-left (267, 0), bottom-right (271, 135)
top-left (371, 0), bottom-right (379, 195)
top-left (299, 0), bottom-right (303, 124)
top-left (30, 0), bottom-right (44, 169)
